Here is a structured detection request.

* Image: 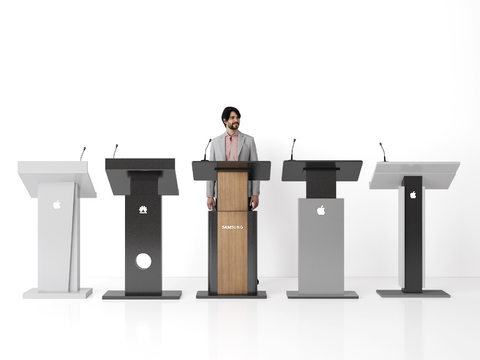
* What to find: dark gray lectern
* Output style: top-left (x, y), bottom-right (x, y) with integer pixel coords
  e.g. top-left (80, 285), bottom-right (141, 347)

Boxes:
top-left (370, 162), bottom-right (460, 298)
top-left (192, 161), bottom-right (271, 299)
top-left (282, 160), bottom-right (362, 299)
top-left (103, 159), bottom-right (181, 300)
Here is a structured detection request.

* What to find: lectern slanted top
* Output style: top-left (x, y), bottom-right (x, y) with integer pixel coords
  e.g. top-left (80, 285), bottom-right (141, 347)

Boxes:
top-left (106, 158), bottom-right (178, 195)
top-left (282, 160), bottom-right (362, 181)
top-left (19, 161), bottom-right (96, 198)
top-left (370, 162), bottom-right (460, 190)
top-left (193, 161), bottom-right (271, 181)
top-left (282, 160), bottom-right (362, 199)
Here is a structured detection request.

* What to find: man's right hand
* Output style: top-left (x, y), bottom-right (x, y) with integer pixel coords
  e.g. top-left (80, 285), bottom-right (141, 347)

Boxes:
top-left (207, 197), bottom-right (216, 210)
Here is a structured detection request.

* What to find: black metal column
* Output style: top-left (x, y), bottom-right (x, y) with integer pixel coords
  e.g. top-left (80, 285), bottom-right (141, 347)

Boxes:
top-left (247, 211), bottom-right (258, 295)
top-left (402, 176), bottom-right (423, 293)
top-left (306, 169), bottom-right (336, 198)
top-left (125, 194), bottom-right (162, 296)
top-left (208, 211), bottom-right (218, 295)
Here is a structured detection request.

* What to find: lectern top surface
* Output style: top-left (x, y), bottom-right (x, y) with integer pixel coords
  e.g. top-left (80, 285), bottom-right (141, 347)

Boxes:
top-left (105, 158), bottom-right (179, 196)
top-left (106, 158), bottom-right (175, 170)
top-left (281, 160), bottom-right (363, 182)
top-left (369, 161), bottom-right (461, 189)
top-left (192, 161), bottom-right (271, 181)
top-left (18, 161), bottom-right (96, 198)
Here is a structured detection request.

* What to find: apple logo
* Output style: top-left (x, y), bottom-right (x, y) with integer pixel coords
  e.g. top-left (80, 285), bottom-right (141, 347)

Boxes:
top-left (410, 191), bottom-right (416, 199)
top-left (53, 200), bottom-right (61, 210)
top-left (317, 205), bottom-right (325, 215)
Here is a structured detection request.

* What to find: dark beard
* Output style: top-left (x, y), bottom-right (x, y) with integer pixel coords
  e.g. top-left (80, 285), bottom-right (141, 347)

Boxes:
top-left (228, 123), bottom-right (239, 130)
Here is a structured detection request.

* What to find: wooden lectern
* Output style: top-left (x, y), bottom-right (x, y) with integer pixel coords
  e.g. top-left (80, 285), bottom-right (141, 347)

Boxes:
top-left (192, 161), bottom-right (270, 299)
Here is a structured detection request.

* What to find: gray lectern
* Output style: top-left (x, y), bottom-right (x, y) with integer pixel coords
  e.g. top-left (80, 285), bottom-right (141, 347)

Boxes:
top-left (103, 158), bottom-right (181, 300)
top-left (370, 162), bottom-right (460, 298)
top-left (282, 160), bottom-right (362, 299)
top-left (18, 161), bottom-right (96, 299)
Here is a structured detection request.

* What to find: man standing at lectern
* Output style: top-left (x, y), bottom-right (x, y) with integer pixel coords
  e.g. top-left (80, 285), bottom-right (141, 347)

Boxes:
top-left (207, 106), bottom-right (260, 210)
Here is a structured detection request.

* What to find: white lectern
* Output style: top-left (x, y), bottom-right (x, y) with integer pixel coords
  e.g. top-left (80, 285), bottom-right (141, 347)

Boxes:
top-left (370, 162), bottom-right (460, 298)
top-left (18, 161), bottom-right (96, 299)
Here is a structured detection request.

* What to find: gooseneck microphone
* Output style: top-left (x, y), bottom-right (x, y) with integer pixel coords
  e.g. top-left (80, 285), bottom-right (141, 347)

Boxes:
top-left (113, 144), bottom-right (118, 158)
top-left (203, 139), bottom-right (212, 161)
top-left (379, 142), bottom-right (387, 162)
top-left (80, 147), bottom-right (86, 161)
top-left (290, 139), bottom-right (296, 160)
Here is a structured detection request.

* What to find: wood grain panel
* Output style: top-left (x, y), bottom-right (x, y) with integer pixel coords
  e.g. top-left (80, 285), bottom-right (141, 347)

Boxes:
top-left (217, 171), bottom-right (248, 211)
top-left (218, 212), bottom-right (248, 295)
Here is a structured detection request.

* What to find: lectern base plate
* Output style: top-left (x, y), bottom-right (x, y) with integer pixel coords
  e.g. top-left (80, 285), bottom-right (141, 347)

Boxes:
top-left (286, 290), bottom-right (359, 299)
top-left (23, 288), bottom-right (93, 299)
top-left (102, 290), bottom-right (182, 300)
top-left (377, 290), bottom-right (450, 298)
top-left (196, 290), bottom-right (267, 299)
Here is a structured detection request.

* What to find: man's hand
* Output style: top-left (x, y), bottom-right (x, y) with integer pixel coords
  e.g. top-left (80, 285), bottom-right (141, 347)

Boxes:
top-left (250, 194), bottom-right (259, 210)
top-left (207, 196), bottom-right (216, 210)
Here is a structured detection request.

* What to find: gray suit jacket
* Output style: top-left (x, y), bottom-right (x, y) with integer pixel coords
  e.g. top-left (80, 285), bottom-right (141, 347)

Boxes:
top-left (206, 131), bottom-right (260, 197)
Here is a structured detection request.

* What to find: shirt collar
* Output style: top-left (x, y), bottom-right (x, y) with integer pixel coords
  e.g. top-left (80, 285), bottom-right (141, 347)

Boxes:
top-left (225, 130), bottom-right (239, 138)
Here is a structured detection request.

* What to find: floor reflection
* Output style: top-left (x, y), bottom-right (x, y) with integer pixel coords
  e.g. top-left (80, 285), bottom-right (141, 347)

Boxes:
top-left (124, 301), bottom-right (163, 345)
top-left (297, 301), bottom-right (346, 359)
top-left (207, 301), bottom-right (259, 360)
top-left (404, 301), bottom-right (423, 359)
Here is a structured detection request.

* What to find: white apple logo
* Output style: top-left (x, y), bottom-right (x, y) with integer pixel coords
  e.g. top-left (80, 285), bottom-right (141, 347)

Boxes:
top-left (410, 191), bottom-right (416, 199)
top-left (53, 200), bottom-right (61, 210)
top-left (317, 205), bottom-right (325, 215)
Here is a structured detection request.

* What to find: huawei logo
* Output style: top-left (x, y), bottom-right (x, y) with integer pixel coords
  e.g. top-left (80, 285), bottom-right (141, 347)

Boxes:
top-left (139, 206), bottom-right (148, 214)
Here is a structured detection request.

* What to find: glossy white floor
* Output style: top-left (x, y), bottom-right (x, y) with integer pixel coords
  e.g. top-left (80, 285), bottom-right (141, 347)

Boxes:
top-left (4, 277), bottom-right (480, 360)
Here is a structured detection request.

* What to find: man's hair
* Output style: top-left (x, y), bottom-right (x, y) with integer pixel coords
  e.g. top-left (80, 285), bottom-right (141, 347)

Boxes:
top-left (222, 106), bottom-right (241, 127)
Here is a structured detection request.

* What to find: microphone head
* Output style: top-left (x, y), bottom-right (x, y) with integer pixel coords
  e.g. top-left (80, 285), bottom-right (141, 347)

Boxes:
top-left (294, 139), bottom-right (296, 142)
top-left (84, 147), bottom-right (86, 150)
top-left (379, 142), bottom-right (382, 146)
top-left (115, 144), bottom-right (118, 148)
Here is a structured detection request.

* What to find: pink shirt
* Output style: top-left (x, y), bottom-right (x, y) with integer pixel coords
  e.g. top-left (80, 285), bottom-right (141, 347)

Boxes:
top-left (207, 130), bottom-right (258, 198)
top-left (225, 131), bottom-right (239, 161)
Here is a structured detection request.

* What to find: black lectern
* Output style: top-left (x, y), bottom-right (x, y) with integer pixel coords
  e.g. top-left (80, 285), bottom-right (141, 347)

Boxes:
top-left (192, 161), bottom-right (271, 299)
top-left (103, 159), bottom-right (181, 300)
top-left (282, 160), bottom-right (362, 299)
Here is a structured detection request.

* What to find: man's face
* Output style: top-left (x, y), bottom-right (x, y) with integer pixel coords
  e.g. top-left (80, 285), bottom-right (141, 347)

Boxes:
top-left (223, 111), bottom-right (240, 131)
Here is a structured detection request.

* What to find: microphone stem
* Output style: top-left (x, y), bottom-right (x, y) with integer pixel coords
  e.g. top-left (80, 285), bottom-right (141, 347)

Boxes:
top-left (203, 140), bottom-right (211, 161)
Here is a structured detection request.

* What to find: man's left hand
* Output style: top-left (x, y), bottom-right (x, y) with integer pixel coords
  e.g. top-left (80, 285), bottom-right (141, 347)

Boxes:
top-left (250, 195), bottom-right (259, 210)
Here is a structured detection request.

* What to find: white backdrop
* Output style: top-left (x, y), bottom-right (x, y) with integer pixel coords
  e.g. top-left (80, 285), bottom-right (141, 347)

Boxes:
top-left (1, 1), bottom-right (479, 285)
